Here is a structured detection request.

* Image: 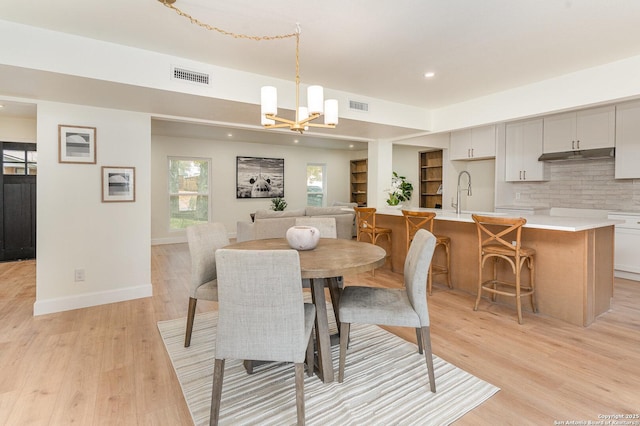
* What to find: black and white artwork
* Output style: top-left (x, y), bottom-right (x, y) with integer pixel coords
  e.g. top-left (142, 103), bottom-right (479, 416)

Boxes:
top-left (58, 125), bottom-right (96, 164)
top-left (102, 166), bottom-right (135, 202)
top-left (236, 156), bottom-right (284, 199)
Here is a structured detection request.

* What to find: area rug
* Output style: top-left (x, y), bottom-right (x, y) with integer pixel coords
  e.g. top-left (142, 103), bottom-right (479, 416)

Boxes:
top-left (158, 310), bottom-right (499, 426)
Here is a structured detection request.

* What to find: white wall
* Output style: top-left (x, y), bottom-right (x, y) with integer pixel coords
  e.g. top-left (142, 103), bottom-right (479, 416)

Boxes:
top-left (0, 116), bottom-right (36, 142)
top-left (391, 144), bottom-right (423, 208)
top-left (150, 135), bottom-right (354, 244)
top-left (430, 54), bottom-right (640, 133)
top-left (34, 102), bottom-right (152, 315)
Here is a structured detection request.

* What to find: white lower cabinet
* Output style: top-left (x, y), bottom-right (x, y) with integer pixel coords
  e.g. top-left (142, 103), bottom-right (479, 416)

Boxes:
top-left (608, 213), bottom-right (640, 279)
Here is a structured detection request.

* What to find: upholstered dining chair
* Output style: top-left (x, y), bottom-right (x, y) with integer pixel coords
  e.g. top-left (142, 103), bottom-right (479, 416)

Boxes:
top-left (184, 222), bottom-right (229, 348)
top-left (210, 249), bottom-right (316, 426)
top-left (402, 210), bottom-right (452, 295)
top-left (338, 229), bottom-right (437, 393)
top-left (295, 216), bottom-right (337, 238)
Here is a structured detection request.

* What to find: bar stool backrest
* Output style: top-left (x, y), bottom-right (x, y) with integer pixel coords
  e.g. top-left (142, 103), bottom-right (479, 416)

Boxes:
top-left (402, 210), bottom-right (436, 252)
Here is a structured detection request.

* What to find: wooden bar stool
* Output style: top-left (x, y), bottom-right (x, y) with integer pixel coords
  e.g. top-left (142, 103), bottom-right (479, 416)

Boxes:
top-left (402, 210), bottom-right (452, 295)
top-left (471, 214), bottom-right (536, 324)
top-left (354, 207), bottom-right (392, 271)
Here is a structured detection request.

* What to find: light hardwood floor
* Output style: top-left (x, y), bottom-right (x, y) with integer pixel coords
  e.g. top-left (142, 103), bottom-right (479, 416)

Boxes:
top-left (1, 243), bottom-right (639, 425)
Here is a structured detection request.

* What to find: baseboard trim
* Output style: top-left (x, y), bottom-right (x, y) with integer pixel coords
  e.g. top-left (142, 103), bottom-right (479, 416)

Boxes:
top-left (33, 284), bottom-right (153, 316)
top-left (614, 270), bottom-right (640, 282)
top-left (152, 236), bottom-right (187, 245)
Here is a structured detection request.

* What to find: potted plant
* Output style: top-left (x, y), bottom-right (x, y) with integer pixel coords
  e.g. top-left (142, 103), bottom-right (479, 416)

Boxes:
top-left (270, 197), bottom-right (287, 211)
top-left (386, 172), bottom-right (413, 207)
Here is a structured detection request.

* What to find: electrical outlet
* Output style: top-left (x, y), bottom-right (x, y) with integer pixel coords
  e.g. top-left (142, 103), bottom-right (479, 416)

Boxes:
top-left (74, 269), bottom-right (85, 282)
top-left (515, 192), bottom-right (521, 200)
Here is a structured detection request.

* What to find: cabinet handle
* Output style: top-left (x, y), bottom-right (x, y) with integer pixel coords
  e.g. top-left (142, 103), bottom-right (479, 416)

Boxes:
top-left (576, 140), bottom-right (580, 149)
top-left (471, 148), bottom-right (474, 157)
top-left (467, 148), bottom-right (471, 158)
top-left (523, 170), bottom-right (526, 180)
top-left (572, 140), bottom-right (575, 150)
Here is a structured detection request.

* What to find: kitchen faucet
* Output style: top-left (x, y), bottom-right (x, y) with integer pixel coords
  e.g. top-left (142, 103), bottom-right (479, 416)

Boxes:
top-left (452, 171), bottom-right (472, 214)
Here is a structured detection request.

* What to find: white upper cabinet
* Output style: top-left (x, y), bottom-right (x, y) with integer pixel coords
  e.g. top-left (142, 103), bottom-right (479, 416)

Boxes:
top-left (543, 105), bottom-right (615, 153)
top-left (450, 125), bottom-right (496, 160)
top-left (615, 100), bottom-right (640, 179)
top-left (505, 119), bottom-right (546, 182)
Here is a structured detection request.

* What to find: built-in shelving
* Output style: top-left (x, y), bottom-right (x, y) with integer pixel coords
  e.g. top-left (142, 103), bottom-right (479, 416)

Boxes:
top-left (350, 159), bottom-right (367, 207)
top-left (419, 150), bottom-right (443, 208)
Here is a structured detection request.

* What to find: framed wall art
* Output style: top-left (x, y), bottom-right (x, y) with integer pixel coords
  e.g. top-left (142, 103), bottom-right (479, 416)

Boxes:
top-left (236, 156), bottom-right (284, 199)
top-left (102, 166), bottom-right (135, 202)
top-left (58, 124), bottom-right (96, 164)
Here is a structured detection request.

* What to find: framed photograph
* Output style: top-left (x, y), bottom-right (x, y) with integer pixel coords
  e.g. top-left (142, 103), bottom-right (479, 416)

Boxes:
top-left (236, 156), bottom-right (284, 199)
top-left (102, 166), bottom-right (135, 202)
top-left (58, 125), bottom-right (96, 164)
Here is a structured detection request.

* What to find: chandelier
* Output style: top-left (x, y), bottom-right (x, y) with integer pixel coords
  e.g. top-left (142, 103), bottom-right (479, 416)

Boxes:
top-left (158, 0), bottom-right (338, 134)
top-left (261, 26), bottom-right (338, 133)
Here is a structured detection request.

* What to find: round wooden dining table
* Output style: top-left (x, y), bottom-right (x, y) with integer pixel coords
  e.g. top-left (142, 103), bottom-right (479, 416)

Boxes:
top-left (225, 238), bottom-right (386, 383)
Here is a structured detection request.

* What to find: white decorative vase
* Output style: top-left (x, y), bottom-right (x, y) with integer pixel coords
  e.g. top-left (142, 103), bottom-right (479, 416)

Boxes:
top-left (286, 226), bottom-right (320, 251)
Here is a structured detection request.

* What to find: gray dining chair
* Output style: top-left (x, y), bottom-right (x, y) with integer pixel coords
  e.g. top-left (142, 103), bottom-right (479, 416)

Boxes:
top-left (338, 229), bottom-right (437, 393)
top-left (184, 222), bottom-right (229, 347)
top-left (295, 216), bottom-right (337, 238)
top-left (210, 249), bottom-right (316, 426)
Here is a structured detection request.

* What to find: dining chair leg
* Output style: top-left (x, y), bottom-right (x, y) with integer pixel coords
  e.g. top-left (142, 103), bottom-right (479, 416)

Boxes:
top-left (185, 297), bottom-right (197, 347)
top-left (210, 358), bottom-right (225, 426)
top-left (338, 322), bottom-right (350, 383)
top-left (294, 363), bottom-right (306, 426)
top-left (427, 264), bottom-right (433, 296)
top-left (415, 327), bottom-right (423, 354)
top-left (327, 277), bottom-right (341, 331)
top-left (305, 334), bottom-right (314, 377)
top-left (420, 326), bottom-right (437, 393)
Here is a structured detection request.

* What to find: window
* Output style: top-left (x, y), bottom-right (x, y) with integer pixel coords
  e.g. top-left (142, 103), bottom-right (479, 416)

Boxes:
top-left (307, 163), bottom-right (326, 207)
top-left (3, 149), bottom-right (37, 175)
top-left (169, 158), bottom-right (210, 230)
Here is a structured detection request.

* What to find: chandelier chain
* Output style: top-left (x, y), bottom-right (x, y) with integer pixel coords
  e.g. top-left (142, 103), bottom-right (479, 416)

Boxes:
top-left (159, 0), bottom-right (298, 41)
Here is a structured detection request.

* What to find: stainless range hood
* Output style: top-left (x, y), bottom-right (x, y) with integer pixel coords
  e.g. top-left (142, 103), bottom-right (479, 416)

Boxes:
top-left (538, 147), bottom-right (615, 162)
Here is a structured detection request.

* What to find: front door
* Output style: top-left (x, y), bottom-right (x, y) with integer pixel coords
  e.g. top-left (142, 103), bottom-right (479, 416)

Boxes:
top-left (1, 142), bottom-right (37, 261)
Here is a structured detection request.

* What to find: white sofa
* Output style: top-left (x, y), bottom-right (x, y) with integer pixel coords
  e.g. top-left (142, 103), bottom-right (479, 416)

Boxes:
top-left (236, 206), bottom-right (355, 242)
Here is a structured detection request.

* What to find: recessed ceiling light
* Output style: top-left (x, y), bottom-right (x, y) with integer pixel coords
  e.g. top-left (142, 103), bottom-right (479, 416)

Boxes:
top-left (349, 144), bottom-right (354, 148)
top-left (227, 133), bottom-right (233, 137)
top-left (293, 139), bottom-right (299, 144)
top-left (424, 72), bottom-right (435, 78)
top-left (0, 104), bottom-right (4, 108)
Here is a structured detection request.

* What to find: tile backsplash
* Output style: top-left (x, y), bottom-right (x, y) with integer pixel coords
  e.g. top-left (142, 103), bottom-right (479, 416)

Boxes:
top-left (514, 158), bottom-right (640, 212)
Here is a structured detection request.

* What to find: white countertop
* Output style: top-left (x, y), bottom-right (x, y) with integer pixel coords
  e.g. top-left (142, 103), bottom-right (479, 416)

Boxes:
top-left (377, 207), bottom-right (622, 232)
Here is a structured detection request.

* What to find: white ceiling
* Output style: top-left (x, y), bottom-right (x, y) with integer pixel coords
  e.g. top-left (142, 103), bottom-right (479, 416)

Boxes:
top-left (2, 0), bottom-right (640, 148)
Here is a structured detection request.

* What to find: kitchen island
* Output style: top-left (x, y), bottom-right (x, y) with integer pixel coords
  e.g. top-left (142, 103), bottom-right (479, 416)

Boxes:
top-left (375, 208), bottom-right (620, 326)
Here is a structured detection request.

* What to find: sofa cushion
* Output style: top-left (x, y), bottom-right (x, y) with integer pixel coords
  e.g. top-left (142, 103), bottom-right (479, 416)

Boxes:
top-left (254, 208), bottom-right (306, 220)
top-left (305, 206), bottom-right (351, 216)
top-left (332, 201), bottom-right (358, 208)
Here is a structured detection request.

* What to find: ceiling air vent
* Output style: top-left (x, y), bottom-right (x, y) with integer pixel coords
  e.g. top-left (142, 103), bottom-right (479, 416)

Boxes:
top-left (172, 66), bottom-right (210, 85)
top-left (349, 100), bottom-right (369, 112)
